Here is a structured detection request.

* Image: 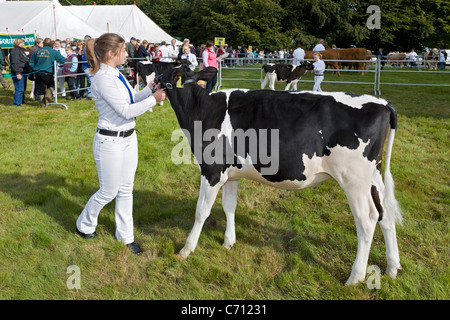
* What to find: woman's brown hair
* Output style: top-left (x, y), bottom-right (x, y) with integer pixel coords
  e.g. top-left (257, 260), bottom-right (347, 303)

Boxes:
top-left (85, 33), bottom-right (125, 75)
top-left (13, 38), bottom-right (25, 48)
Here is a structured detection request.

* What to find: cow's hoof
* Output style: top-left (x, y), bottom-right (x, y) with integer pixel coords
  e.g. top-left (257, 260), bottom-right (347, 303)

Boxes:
top-left (386, 265), bottom-right (402, 279)
top-left (177, 247), bottom-right (192, 260)
top-left (175, 253), bottom-right (185, 261)
top-left (345, 273), bottom-right (365, 286)
top-left (222, 242), bottom-right (235, 250)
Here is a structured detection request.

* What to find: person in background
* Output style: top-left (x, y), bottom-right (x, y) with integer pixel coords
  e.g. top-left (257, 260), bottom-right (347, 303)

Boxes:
top-left (76, 33), bottom-right (167, 255)
top-left (81, 35), bottom-right (93, 99)
top-left (54, 39), bottom-right (68, 99)
top-left (62, 37), bottom-right (72, 49)
top-left (313, 39), bottom-right (326, 51)
top-left (0, 48), bottom-right (11, 90)
top-left (439, 49), bottom-right (445, 70)
top-left (29, 37), bottom-right (66, 108)
top-left (180, 44), bottom-right (198, 71)
top-left (137, 40), bottom-right (151, 61)
top-left (408, 48), bottom-right (417, 67)
top-left (29, 38), bottom-right (44, 56)
top-left (178, 38), bottom-right (195, 58)
top-left (312, 51), bottom-right (325, 92)
top-left (127, 37), bottom-right (138, 70)
top-left (9, 38), bottom-right (31, 106)
top-left (29, 38), bottom-right (44, 102)
top-left (202, 40), bottom-right (222, 92)
top-left (152, 44), bottom-right (162, 61)
top-left (62, 46), bottom-right (79, 101)
top-left (375, 48), bottom-right (386, 70)
top-left (159, 41), bottom-right (171, 62)
top-left (76, 41), bottom-right (86, 99)
top-left (292, 42), bottom-right (305, 66)
top-left (168, 38), bottom-right (178, 60)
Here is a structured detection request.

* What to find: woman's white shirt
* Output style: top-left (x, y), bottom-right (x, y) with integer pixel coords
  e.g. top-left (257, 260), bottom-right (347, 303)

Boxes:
top-left (313, 60), bottom-right (326, 75)
top-left (181, 53), bottom-right (198, 71)
top-left (91, 63), bottom-right (156, 131)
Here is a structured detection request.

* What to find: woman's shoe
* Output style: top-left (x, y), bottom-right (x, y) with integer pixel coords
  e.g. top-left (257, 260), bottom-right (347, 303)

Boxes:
top-left (126, 242), bottom-right (142, 255)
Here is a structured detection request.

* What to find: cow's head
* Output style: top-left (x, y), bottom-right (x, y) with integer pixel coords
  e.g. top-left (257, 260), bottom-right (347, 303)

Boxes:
top-left (156, 64), bottom-right (217, 90)
top-left (302, 61), bottom-right (314, 70)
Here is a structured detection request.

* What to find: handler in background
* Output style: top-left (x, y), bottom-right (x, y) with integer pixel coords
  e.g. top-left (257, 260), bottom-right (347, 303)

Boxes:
top-left (312, 52), bottom-right (325, 92)
top-left (29, 37), bottom-right (66, 108)
top-left (76, 33), bottom-right (166, 255)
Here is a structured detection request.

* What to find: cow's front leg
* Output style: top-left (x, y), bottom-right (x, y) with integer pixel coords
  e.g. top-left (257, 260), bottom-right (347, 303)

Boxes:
top-left (222, 180), bottom-right (239, 249)
top-left (284, 81), bottom-right (292, 91)
top-left (178, 175), bottom-right (224, 259)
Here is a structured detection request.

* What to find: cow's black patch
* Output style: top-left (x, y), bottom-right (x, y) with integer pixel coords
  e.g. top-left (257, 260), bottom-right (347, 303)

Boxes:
top-left (166, 73), bottom-right (395, 187)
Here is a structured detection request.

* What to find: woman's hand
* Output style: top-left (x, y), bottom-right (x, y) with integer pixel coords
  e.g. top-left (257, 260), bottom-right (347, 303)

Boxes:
top-left (152, 88), bottom-right (166, 102)
top-left (148, 80), bottom-right (161, 92)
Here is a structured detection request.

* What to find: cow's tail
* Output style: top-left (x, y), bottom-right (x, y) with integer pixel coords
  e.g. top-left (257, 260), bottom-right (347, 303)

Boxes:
top-left (383, 103), bottom-right (402, 225)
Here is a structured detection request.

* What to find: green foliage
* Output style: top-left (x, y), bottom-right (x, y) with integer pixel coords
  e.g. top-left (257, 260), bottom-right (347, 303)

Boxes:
top-left (61, 0), bottom-right (449, 51)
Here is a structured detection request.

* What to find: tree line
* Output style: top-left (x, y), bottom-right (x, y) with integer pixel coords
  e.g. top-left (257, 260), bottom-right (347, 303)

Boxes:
top-left (68, 0), bottom-right (449, 52)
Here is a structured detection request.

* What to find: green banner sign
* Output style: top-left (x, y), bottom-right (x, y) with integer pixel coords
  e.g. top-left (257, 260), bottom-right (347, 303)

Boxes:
top-left (0, 33), bottom-right (36, 49)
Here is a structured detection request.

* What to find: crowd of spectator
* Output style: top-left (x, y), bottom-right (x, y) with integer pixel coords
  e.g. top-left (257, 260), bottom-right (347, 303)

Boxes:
top-left (1, 35), bottom-right (448, 107)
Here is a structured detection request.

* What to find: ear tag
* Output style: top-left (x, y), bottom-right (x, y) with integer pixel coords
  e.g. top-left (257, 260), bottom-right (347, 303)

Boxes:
top-left (176, 76), bottom-right (184, 88)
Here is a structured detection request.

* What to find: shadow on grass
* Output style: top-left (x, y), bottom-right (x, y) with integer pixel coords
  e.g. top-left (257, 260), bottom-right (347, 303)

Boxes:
top-left (0, 171), bottom-right (351, 280)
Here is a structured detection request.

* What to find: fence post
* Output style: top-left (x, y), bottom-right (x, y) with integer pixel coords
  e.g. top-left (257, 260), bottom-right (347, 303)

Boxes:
top-left (46, 60), bottom-right (68, 109)
top-left (377, 57), bottom-right (382, 95)
top-left (373, 58), bottom-right (378, 95)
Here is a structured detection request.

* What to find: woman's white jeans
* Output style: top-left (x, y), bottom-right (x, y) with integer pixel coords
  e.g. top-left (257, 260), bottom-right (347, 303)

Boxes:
top-left (313, 75), bottom-right (324, 92)
top-left (76, 131), bottom-right (138, 245)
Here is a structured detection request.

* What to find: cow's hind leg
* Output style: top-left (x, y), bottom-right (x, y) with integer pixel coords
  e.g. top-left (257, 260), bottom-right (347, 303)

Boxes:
top-left (178, 176), bottom-right (224, 259)
top-left (222, 180), bottom-right (238, 249)
top-left (372, 171), bottom-right (402, 278)
top-left (344, 187), bottom-right (379, 285)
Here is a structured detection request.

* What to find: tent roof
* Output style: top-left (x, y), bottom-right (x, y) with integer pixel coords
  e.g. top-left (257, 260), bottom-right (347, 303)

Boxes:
top-left (65, 4), bottom-right (181, 44)
top-left (0, 0), bottom-right (102, 39)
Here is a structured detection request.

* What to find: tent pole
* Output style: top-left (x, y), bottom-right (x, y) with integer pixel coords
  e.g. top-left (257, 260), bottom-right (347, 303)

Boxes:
top-left (53, 3), bottom-right (57, 39)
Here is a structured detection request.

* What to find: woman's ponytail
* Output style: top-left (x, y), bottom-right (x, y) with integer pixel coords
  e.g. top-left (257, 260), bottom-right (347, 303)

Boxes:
top-left (85, 38), bottom-right (100, 75)
top-left (85, 33), bottom-right (125, 75)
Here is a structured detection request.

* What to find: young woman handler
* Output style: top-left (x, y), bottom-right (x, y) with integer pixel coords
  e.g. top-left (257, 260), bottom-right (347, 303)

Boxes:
top-left (76, 33), bottom-right (166, 255)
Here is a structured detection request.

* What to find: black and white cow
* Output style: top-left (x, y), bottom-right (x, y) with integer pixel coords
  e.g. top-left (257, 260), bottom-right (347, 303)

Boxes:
top-left (261, 62), bottom-right (314, 91)
top-left (135, 59), bottom-right (191, 89)
top-left (158, 65), bottom-right (402, 285)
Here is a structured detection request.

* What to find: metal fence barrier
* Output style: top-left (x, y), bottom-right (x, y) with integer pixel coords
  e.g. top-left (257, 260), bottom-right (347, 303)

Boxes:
top-left (47, 55), bottom-right (449, 109)
top-left (217, 57), bottom-right (379, 94)
top-left (376, 59), bottom-right (450, 94)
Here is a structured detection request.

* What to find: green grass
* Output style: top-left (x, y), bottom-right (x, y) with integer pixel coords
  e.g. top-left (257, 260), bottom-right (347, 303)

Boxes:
top-left (0, 68), bottom-right (448, 300)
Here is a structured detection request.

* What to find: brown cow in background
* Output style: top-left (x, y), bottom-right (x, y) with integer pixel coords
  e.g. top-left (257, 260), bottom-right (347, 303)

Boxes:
top-left (386, 52), bottom-right (408, 66)
top-left (337, 48), bottom-right (372, 75)
top-left (305, 48), bottom-right (371, 76)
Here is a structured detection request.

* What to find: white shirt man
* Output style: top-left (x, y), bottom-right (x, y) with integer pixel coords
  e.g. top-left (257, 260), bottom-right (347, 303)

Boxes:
top-left (167, 39), bottom-right (178, 59)
top-left (278, 49), bottom-right (284, 59)
top-left (313, 40), bottom-right (326, 51)
top-left (408, 49), bottom-right (417, 62)
top-left (159, 41), bottom-right (171, 62)
top-left (292, 46), bottom-right (305, 66)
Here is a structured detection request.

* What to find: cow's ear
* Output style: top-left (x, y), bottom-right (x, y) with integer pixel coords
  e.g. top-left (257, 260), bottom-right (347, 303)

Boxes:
top-left (193, 67), bottom-right (217, 82)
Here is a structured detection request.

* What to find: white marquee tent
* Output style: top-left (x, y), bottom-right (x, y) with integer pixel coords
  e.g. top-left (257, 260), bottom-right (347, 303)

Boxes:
top-left (65, 3), bottom-right (181, 44)
top-left (0, 0), bottom-right (102, 40)
top-left (0, 0), bottom-right (179, 44)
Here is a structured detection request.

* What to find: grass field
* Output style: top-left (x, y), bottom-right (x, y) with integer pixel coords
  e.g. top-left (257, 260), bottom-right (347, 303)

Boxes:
top-left (0, 66), bottom-right (448, 301)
